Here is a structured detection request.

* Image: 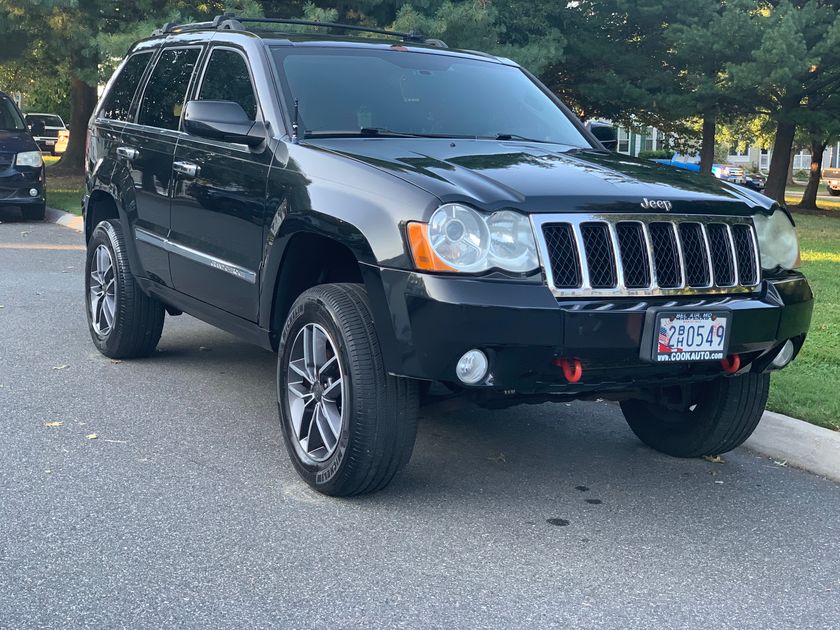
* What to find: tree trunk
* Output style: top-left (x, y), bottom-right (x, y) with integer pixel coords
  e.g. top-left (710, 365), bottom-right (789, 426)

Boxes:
top-left (699, 114), bottom-right (715, 174)
top-left (54, 75), bottom-right (97, 174)
top-left (799, 139), bottom-right (827, 209)
top-left (765, 119), bottom-right (796, 204)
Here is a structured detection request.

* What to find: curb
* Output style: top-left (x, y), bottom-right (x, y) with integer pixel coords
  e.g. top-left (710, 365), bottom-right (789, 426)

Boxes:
top-left (745, 410), bottom-right (840, 483)
top-left (45, 207), bottom-right (83, 233)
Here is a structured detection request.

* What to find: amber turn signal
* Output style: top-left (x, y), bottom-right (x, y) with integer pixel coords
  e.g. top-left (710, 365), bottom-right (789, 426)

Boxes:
top-left (406, 222), bottom-right (455, 272)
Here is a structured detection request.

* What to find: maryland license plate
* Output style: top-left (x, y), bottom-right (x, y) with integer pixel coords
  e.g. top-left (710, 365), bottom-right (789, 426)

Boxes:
top-left (642, 310), bottom-right (730, 363)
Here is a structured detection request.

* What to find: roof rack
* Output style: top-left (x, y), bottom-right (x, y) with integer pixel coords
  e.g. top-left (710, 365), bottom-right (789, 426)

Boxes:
top-left (153, 14), bottom-right (447, 48)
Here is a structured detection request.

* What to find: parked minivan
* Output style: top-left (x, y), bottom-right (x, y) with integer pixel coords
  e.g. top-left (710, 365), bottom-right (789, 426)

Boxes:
top-left (0, 91), bottom-right (46, 221)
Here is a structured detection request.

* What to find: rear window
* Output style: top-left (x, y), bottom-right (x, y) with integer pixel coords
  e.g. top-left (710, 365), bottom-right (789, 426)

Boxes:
top-left (24, 114), bottom-right (64, 128)
top-left (99, 51), bottom-right (154, 121)
top-left (138, 47), bottom-right (201, 130)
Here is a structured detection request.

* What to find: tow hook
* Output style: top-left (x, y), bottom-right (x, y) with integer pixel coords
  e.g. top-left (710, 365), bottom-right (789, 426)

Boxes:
top-left (554, 357), bottom-right (583, 383)
top-left (721, 354), bottom-right (741, 374)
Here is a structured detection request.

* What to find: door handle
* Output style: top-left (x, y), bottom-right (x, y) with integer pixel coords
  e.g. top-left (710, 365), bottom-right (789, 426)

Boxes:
top-left (173, 161), bottom-right (200, 178)
top-left (116, 146), bottom-right (138, 160)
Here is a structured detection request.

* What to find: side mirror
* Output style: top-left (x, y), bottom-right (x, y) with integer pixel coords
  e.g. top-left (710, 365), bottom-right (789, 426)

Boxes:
top-left (587, 122), bottom-right (618, 151)
top-left (183, 100), bottom-right (265, 147)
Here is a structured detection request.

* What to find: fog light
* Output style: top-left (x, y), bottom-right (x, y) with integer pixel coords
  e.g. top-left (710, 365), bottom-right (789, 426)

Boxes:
top-left (456, 349), bottom-right (488, 384)
top-left (29, 188), bottom-right (38, 197)
top-left (771, 340), bottom-right (795, 369)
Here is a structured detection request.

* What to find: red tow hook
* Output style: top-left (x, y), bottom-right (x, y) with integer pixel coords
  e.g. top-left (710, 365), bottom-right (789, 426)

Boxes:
top-left (553, 357), bottom-right (583, 383)
top-left (721, 354), bottom-right (741, 374)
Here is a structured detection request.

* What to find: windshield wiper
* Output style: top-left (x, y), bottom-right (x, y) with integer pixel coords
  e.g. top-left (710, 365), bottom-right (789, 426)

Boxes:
top-left (305, 128), bottom-right (474, 139)
top-left (495, 133), bottom-right (552, 143)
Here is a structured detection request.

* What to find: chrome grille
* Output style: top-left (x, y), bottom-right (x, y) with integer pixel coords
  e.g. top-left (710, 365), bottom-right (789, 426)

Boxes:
top-left (532, 213), bottom-right (761, 298)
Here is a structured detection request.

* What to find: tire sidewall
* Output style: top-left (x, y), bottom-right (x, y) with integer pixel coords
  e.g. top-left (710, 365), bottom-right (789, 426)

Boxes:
top-left (277, 294), bottom-right (354, 491)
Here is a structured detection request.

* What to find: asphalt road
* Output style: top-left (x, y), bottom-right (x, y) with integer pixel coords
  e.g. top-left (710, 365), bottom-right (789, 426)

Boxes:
top-left (1, 209), bottom-right (839, 629)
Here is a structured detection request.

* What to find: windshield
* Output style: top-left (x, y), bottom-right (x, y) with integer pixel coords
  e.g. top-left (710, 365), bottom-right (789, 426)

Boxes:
top-left (25, 114), bottom-right (64, 128)
top-left (0, 97), bottom-right (26, 131)
top-left (272, 48), bottom-right (590, 147)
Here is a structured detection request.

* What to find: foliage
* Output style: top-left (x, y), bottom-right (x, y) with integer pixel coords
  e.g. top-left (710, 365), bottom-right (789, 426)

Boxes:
top-left (638, 149), bottom-right (672, 160)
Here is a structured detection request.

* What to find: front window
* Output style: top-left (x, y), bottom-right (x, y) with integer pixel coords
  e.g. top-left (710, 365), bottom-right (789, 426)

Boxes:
top-left (0, 96), bottom-right (26, 131)
top-left (272, 47), bottom-right (590, 147)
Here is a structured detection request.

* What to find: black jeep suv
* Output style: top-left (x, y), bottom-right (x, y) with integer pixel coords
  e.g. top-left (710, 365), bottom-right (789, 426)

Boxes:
top-left (83, 16), bottom-right (813, 496)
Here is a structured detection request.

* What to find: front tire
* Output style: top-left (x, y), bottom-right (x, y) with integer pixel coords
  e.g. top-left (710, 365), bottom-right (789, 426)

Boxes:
top-left (85, 220), bottom-right (165, 358)
top-left (277, 283), bottom-right (418, 496)
top-left (620, 373), bottom-right (770, 457)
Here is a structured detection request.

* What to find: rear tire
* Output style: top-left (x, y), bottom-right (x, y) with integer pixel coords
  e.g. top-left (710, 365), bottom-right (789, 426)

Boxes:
top-left (85, 219), bottom-right (165, 358)
top-left (277, 283), bottom-right (418, 496)
top-left (21, 203), bottom-right (46, 221)
top-left (827, 186), bottom-right (840, 197)
top-left (620, 373), bottom-right (770, 457)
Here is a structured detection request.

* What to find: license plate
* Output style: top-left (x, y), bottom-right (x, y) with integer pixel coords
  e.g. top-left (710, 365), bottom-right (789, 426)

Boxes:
top-left (642, 310), bottom-right (730, 363)
top-left (46, 140), bottom-right (56, 145)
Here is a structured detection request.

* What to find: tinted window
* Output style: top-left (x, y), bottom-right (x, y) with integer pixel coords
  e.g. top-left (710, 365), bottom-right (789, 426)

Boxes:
top-left (0, 96), bottom-right (25, 131)
top-left (100, 52), bottom-right (153, 121)
top-left (198, 49), bottom-right (257, 120)
top-left (25, 114), bottom-right (64, 128)
top-left (274, 48), bottom-right (589, 147)
top-left (138, 48), bottom-right (200, 130)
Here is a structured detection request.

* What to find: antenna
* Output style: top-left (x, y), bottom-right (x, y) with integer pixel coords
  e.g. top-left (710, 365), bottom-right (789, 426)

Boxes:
top-left (292, 99), bottom-right (300, 144)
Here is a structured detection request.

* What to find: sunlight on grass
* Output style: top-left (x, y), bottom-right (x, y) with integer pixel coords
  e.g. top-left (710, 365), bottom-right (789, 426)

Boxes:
top-left (767, 213), bottom-right (840, 430)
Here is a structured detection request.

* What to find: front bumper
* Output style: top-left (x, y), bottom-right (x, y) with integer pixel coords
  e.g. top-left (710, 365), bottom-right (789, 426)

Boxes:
top-left (0, 166), bottom-right (45, 206)
top-left (364, 266), bottom-right (814, 396)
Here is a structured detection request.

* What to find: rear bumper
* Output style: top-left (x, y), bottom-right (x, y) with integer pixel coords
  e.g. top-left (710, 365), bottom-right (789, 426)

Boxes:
top-left (365, 266), bottom-right (814, 395)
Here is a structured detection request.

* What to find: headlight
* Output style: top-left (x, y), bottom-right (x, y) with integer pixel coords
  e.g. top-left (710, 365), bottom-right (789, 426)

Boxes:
top-left (753, 209), bottom-right (800, 271)
top-left (408, 204), bottom-right (539, 273)
top-left (15, 151), bottom-right (43, 167)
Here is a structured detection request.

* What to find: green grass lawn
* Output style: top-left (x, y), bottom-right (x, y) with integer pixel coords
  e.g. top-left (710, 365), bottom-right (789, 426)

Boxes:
top-left (767, 212), bottom-right (840, 430)
top-left (45, 163), bottom-right (84, 215)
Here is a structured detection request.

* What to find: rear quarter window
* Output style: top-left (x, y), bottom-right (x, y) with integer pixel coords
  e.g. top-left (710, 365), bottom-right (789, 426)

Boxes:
top-left (99, 51), bottom-right (154, 122)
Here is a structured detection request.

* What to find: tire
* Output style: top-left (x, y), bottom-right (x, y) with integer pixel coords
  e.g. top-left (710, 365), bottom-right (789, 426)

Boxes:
top-left (827, 186), bottom-right (840, 197)
top-left (277, 283), bottom-right (418, 496)
top-left (21, 203), bottom-right (46, 221)
top-left (85, 219), bottom-right (165, 359)
top-left (620, 373), bottom-right (770, 458)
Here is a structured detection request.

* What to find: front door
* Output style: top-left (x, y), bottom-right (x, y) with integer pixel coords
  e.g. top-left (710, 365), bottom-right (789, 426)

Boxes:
top-left (119, 46), bottom-right (202, 287)
top-left (169, 46), bottom-right (269, 320)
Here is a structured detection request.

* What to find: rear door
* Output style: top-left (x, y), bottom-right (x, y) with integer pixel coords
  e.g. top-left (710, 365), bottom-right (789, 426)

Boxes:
top-left (169, 45), bottom-right (269, 320)
top-left (118, 46), bottom-right (202, 286)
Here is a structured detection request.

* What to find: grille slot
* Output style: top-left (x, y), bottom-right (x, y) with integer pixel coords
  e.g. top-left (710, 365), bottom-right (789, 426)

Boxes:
top-left (648, 222), bottom-right (682, 288)
top-left (536, 214), bottom-right (759, 297)
top-left (732, 224), bottom-right (758, 286)
top-left (707, 223), bottom-right (735, 286)
top-left (0, 152), bottom-right (13, 170)
top-left (678, 223), bottom-right (711, 287)
top-left (542, 223), bottom-right (581, 288)
top-left (616, 222), bottom-right (650, 288)
top-left (580, 222), bottom-right (616, 288)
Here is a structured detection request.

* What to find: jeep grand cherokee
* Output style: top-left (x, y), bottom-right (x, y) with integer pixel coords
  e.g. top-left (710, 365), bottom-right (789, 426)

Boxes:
top-left (83, 15), bottom-right (813, 496)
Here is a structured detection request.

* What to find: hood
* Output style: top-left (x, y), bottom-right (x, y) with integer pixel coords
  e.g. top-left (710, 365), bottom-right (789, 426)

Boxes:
top-left (0, 130), bottom-right (38, 154)
top-left (310, 138), bottom-right (774, 216)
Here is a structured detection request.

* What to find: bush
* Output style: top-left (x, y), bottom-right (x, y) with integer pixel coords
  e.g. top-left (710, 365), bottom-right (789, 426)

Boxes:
top-left (639, 149), bottom-right (673, 160)
top-left (793, 169), bottom-right (810, 181)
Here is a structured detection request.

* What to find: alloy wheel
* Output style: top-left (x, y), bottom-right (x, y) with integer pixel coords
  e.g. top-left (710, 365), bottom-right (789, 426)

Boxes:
top-left (89, 244), bottom-right (116, 337)
top-left (286, 323), bottom-right (345, 462)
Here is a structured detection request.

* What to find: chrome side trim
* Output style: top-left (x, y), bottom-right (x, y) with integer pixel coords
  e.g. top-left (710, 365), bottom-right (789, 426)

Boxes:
top-left (530, 213), bottom-right (760, 299)
top-left (134, 227), bottom-right (257, 284)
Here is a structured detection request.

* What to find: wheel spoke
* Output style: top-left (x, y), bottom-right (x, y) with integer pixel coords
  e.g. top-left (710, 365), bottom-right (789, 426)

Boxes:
top-left (102, 294), bottom-right (116, 327)
top-left (314, 404), bottom-right (337, 450)
top-left (320, 400), bottom-right (342, 439)
top-left (322, 377), bottom-right (342, 402)
top-left (317, 355), bottom-right (338, 378)
top-left (289, 358), bottom-right (311, 383)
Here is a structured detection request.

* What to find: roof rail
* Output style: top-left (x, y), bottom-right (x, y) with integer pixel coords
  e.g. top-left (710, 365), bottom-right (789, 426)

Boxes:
top-left (153, 14), bottom-right (447, 48)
